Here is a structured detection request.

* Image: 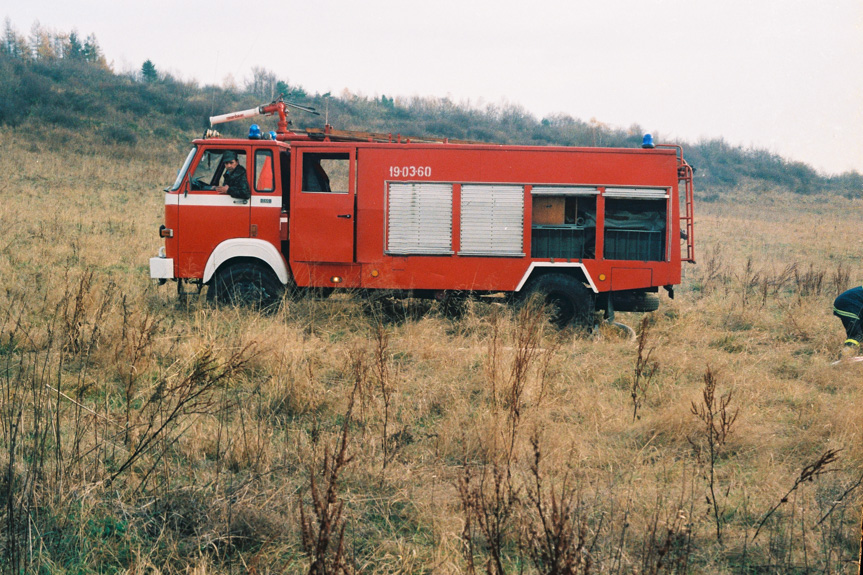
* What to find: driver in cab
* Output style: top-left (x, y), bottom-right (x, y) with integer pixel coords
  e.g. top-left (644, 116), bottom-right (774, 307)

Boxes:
top-left (215, 151), bottom-right (250, 200)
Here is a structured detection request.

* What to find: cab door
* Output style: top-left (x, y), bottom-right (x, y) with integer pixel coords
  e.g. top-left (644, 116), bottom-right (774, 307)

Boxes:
top-left (249, 147), bottom-right (283, 248)
top-left (177, 147), bottom-right (251, 277)
top-left (290, 149), bottom-right (356, 263)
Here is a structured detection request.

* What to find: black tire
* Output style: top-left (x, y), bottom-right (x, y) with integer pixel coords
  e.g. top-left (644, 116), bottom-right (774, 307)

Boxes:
top-left (207, 262), bottom-right (284, 311)
top-left (638, 292), bottom-right (660, 312)
top-left (522, 274), bottom-right (594, 328)
top-left (612, 291), bottom-right (660, 312)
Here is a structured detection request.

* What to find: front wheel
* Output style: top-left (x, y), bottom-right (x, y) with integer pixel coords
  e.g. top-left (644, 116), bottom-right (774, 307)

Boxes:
top-left (522, 274), bottom-right (595, 328)
top-left (207, 262), bottom-right (285, 312)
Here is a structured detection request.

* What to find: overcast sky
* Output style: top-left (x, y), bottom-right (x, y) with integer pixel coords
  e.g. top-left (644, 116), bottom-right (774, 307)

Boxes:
top-left (5, 0), bottom-right (862, 175)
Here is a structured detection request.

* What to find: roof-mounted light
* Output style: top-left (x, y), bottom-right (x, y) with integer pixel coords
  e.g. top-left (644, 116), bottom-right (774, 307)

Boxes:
top-left (642, 134), bottom-right (655, 149)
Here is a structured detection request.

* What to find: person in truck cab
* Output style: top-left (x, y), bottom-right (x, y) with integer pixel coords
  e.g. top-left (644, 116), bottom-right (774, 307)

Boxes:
top-left (215, 151), bottom-right (250, 200)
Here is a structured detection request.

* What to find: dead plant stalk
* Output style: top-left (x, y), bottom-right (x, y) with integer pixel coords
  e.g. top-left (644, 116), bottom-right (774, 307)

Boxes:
top-left (689, 366), bottom-right (738, 546)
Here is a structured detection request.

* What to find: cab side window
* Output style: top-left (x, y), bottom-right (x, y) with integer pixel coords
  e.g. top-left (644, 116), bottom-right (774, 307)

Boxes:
top-left (255, 149), bottom-right (274, 192)
top-left (190, 149), bottom-right (247, 190)
top-left (280, 151), bottom-right (291, 189)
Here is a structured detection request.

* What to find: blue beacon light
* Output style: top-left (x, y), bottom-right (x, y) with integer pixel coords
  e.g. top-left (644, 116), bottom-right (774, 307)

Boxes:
top-left (641, 133), bottom-right (655, 149)
top-left (248, 124), bottom-right (262, 139)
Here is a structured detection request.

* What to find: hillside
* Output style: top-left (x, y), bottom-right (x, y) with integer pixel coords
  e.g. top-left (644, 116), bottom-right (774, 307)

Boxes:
top-left (1, 25), bottom-right (860, 197)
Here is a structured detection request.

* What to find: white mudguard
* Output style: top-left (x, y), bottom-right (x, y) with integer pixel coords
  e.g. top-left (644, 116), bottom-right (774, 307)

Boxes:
top-left (203, 239), bottom-right (290, 285)
top-left (515, 262), bottom-right (598, 293)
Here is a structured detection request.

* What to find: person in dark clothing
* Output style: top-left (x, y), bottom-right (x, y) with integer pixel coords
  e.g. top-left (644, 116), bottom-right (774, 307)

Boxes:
top-left (216, 151), bottom-right (250, 200)
top-left (833, 285), bottom-right (863, 359)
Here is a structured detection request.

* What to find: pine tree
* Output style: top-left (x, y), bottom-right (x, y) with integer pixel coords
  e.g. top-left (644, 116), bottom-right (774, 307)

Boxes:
top-left (1, 18), bottom-right (29, 59)
top-left (141, 59), bottom-right (158, 83)
top-left (67, 30), bottom-right (83, 60)
top-left (82, 34), bottom-right (106, 66)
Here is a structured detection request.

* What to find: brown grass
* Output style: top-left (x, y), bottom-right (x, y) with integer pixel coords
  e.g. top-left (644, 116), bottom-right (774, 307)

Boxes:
top-left (1, 127), bottom-right (862, 573)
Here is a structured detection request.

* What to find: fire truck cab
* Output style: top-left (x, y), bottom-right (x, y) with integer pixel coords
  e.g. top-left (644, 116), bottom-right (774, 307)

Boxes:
top-left (151, 100), bottom-right (695, 327)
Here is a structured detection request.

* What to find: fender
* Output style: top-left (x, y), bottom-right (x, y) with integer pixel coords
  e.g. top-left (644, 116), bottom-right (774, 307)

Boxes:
top-left (203, 239), bottom-right (291, 285)
top-left (515, 262), bottom-right (598, 293)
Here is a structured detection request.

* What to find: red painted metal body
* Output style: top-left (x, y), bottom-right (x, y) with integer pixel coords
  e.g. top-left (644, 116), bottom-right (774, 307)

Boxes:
top-left (154, 119), bottom-right (695, 310)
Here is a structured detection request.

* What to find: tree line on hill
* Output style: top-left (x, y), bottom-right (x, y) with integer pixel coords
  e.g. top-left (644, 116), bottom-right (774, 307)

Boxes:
top-left (1, 20), bottom-right (860, 197)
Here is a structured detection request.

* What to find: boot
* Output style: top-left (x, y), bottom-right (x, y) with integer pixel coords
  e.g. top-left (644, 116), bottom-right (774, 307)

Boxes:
top-left (839, 340), bottom-right (861, 361)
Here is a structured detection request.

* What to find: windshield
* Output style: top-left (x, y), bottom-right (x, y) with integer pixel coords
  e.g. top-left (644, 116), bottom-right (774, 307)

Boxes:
top-left (169, 147), bottom-right (197, 191)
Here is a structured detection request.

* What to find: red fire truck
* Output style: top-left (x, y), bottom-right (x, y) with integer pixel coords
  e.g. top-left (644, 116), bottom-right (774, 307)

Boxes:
top-left (150, 98), bottom-right (695, 326)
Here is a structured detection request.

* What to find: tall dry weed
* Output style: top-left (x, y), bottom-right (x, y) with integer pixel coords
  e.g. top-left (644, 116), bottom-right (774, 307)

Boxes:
top-left (298, 376), bottom-right (358, 575)
top-left (688, 367), bottom-right (738, 546)
top-left (631, 315), bottom-right (659, 422)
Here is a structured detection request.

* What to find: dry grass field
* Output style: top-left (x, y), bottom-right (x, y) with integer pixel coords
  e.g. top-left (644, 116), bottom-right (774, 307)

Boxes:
top-left (1, 127), bottom-right (862, 574)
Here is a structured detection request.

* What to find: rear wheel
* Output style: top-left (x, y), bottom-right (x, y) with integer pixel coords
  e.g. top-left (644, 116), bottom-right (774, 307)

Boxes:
top-left (522, 274), bottom-right (594, 328)
top-left (207, 262), bottom-right (285, 311)
top-left (612, 290), bottom-right (660, 312)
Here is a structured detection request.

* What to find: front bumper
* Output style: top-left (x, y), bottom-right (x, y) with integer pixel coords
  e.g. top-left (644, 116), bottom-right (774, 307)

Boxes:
top-left (150, 255), bottom-right (174, 280)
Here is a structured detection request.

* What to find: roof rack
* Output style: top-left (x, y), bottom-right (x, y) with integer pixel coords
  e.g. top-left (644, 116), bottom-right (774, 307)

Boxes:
top-left (304, 126), bottom-right (484, 145)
